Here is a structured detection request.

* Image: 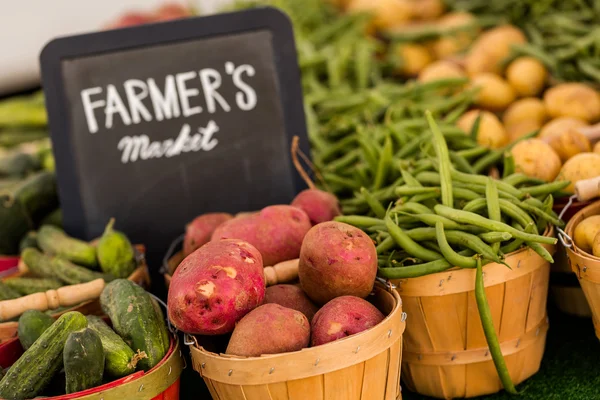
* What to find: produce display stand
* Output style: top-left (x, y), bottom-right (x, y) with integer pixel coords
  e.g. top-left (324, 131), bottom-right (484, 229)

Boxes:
top-left (565, 200), bottom-right (600, 340)
top-left (189, 283), bottom-right (405, 400)
top-left (0, 332), bottom-right (184, 400)
top-left (0, 245), bottom-right (150, 343)
top-left (394, 228), bottom-right (554, 399)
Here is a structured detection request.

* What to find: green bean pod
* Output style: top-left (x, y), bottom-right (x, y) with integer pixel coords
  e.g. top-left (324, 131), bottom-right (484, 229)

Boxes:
top-left (385, 216), bottom-right (442, 262)
top-left (435, 222), bottom-right (477, 268)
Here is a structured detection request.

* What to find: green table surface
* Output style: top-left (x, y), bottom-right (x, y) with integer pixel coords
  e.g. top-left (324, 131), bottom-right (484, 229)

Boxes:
top-left (402, 305), bottom-right (600, 400)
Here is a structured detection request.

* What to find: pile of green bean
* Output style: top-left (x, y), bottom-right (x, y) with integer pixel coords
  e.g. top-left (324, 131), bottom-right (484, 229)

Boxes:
top-left (446, 0), bottom-right (600, 85)
top-left (336, 112), bottom-right (564, 393)
top-left (0, 92), bottom-right (48, 149)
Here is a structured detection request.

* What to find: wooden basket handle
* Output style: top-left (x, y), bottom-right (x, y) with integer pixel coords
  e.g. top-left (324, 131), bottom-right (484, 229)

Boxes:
top-left (575, 176), bottom-right (600, 202)
top-left (264, 259), bottom-right (299, 286)
top-left (0, 279), bottom-right (105, 321)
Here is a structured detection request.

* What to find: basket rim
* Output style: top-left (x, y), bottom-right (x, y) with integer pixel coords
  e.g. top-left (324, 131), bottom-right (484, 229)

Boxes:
top-left (189, 283), bottom-right (405, 385)
top-left (390, 226), bottom-right (555, 296)
top-left (565, 200), bottom-right (600, 264)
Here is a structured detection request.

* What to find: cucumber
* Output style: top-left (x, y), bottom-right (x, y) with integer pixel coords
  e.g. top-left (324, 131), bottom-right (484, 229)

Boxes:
top-left (0, 281), bottom-right (21, 300)
top-left (64, 328), bottom-right (104, 394)
top-left (17, 310), bottom-right (55, 350)
top-left (20, 248), bottom-right (55, 279)
top-left (0, 311), bottom-right (87, 400)
top-left (40, 208), bottom-right (62, 228)
top-left (97, 219), bottom-right (136, 279)
top-left (37, 225), bottom-right (97, 268)
top-left (0, 153), bottom-right (39, 178)
top-left (51, 257), bottom-right (112, 285)
top-left (18, 231), bottom-right (38, 252)
top-left (87, 316), bottom-right (141, 377)
top-left (100, 280), bottom-right (170, 371)
top-left (4, 277), bottom-right (63, 295)
top-left (0, 171), bottom-right (58, 255)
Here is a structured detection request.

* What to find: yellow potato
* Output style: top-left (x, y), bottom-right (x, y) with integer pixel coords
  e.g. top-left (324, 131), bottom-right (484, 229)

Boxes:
top-left (506, 57), bottom-right (548, 97)
top-left (503, 98), bottom-right (547, 128)
top-left (394, 43), bottom-right (433, 76)
top-left (410, 0), bottom-right (445, 20)
top-left (418, 60), bottom-right (466, 83)
top-left (557, 152), bottom-right (600, 193)
top-left (542, 129), bottom-right (591, 162)
top-left (347, 0), bottom-right (413, 31)
top-left (465, 25), bottom-right (526, 76)
top-left (539, 117), bottom-right (588, 139)
top-left (431, 12), bottom-right (478, 58)
top-left (471, 73), bottom-right (516, 111)
top-left (574, 215), bottom-right (600, 254)
top-left (457, 110), bottom-right (509, 149)
top-left (544, 83), bottom-right (600, 123)
top-left (511, 139), bottom-right (562, 182)
top-left (594, 141), bottom-right (600, 154)
top-left (506, 120), bottom-right (541, 142)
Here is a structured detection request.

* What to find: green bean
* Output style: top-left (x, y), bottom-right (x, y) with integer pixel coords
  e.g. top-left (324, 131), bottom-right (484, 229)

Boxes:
top-left (376, 236), bottom-right (395, 254)
top-left (395, 186), bottom-right (440, 196)
top-left (455, 182), bottom-right (521, 202)
top-left (472, 150), bottom-right (503, 174)
top-left (385, 217), bottom-right (442, 262)
top-left (450, 170), bottom-right (524, 198)
top-left (398, 211), bottom-right (463, 230)
top-left (434, 205), bottom-right (557, 245)
top-left (462, 198), bottom-right (486, 213)
top-left (334, 215), bottom-right (384, 227)
top-left (415, 171), bottom-right (441, 186)
top-left (378, 258), bottom-right (453, 278)
top-left (358, 134), bottom-right (378, 172)
top-left (435, 222), bottom-right (477, 268)
top-left (469, 112), bottom-right (483, 140)
top-left (537, 195), bottom-right (553, 232)
top-left (325, 150), bottom-right (360, 172)
top-left (450, 151), bottom-right (476, 174)
top-left (397, 133), bottom-right (430, 159)
top-left (453, 187), bottom-right (481, 201)
top-left (361, 187), bottom-right (387, 218)
top-left (456, 147), bottom-right (489, 160)
top-left (395, 202), bottom-right (434, 215)
top-left (515, 199), bottom-right (565, 228)
top-left (407, 227), bottom-right (502, 263)
top-left (502, 173), bottom-right (545, 187)
top-left (475, 258), bottom-right (517, 394)
top-left (503, 152), bottom-right (515, 178)
top-left (480, 232), bottom-right (513, 243)
top-left (486, 179), bottom-right (502, 255)
top-left (399, 168), bottom-right (422, 187)
top-left (409, 191), bottom-right (442, 203)
top-left (324, 173), bottom-right (362, 190)
top-left (427, 111), bottom-right (453, 207)
top-left (374, 135), bottom-right (393, 190)
top-left (498, 200), bottom-right (538, 233)
top-left (520, 181), bottom-right (570, 197)
top-left (319, 135), bottom-right (358, 162)
top-left (501, 238), bottom-right (524, 254)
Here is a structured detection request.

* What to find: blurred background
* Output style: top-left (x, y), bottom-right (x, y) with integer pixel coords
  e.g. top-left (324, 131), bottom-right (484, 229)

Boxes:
top-left (0, 0), bottom-right (235, 96)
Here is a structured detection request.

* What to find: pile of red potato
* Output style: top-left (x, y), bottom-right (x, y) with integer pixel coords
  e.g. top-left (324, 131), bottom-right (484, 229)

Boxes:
top-left (167, 189), bottom-right (388, 356)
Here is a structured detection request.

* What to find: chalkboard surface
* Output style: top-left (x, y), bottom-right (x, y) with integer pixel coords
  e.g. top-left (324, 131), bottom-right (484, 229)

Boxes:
top-left (40, 7), bottom-right (309, 271)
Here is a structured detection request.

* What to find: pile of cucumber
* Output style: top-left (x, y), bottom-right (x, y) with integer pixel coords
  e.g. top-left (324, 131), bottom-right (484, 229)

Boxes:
top-left (0, 279), bottom-right (170, 400)
top-left (0, 220), bottom-right (137, 319)
top-left (0, 91), bottom-right (59, 256)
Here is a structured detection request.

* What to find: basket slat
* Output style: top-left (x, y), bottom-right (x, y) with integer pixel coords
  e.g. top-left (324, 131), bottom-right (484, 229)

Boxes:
top-left (384, 339), bottom-right (402, 400)
top-left (324, 362), bottom-right (364, 399)
top-left (288, 376), bottom-right (324, 400)
top-left (361, 351), bottom-right (388, 400)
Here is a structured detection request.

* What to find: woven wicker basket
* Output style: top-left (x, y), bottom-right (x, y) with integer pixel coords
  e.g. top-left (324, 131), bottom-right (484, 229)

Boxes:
top-left (564, 200), bottom-right (600, 339)
top-left (189, 283), bottom-right (405, 400)
top-left (392, 228), bottom-right (555, 399)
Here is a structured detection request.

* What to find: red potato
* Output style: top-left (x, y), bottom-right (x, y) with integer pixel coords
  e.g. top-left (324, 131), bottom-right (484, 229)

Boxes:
top-left (105, 12), bottom-right (152, 29)
top-left (167, 239), bottom-right (265, 335)
top-left (226, 304), bottom-right (310, 357)
top-left (291, 189), bottom-right (342, 225)
top-left (299, 221), bottom-right (377, 305)
top-left (311, 296), bottom-right (384, 346)
top-left (263, 284), bottom-right (319, 322)
top-left (183, 213), bottom-right (233, 256)
top-left (211, 205), bottom-right (312, 266)
top-left (153, 3), bottom-right (192, 21)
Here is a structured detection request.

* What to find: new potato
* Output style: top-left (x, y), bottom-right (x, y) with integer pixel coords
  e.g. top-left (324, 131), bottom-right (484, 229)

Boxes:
top-left (465, 25), bottom-right (526, 76)
top-left (183, 213), bottom-right (233, 256)
top-left (557, 153), bottom-right (600, 193)
top-left (263, 284), bottom-right (319, 322)
top-left (506, 57), bottom-right (548, 97)
top-left (544, 83), bottom-right (600, 123)
top-left (471, 73), bottom-right (516, 111)
top-left (431, 12), bottom-right (478, 58)
top-left (311, 296), bottom-right (384, 346)
top-left (510, 139), bottom-right (562, 182)
top-left (394, 43), bottom-right (433, 76)
top-left (502, 98), bottom-right (547, 128)
top-left (418, 60), bottom-right (466, 84)
top-left (593, 231), bottom-right (600, 258)
top-left (226, 304), bottom-right (310, 357)
top-left (574, 215), bottom-right (600, 254)
top-left (299, 221), bottom-right (377, 305)
top-left (457, 110), bottom-right (509, 149)
top-left (291, 189), bottom-right (341, 226)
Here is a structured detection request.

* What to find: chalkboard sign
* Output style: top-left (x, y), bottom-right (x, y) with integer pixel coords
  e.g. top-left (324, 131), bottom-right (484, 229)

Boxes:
top-left (40, 7), bottom-right (310, 270)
